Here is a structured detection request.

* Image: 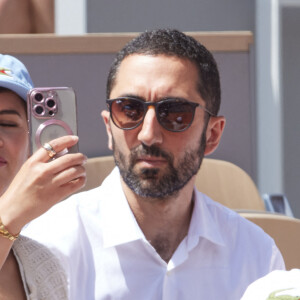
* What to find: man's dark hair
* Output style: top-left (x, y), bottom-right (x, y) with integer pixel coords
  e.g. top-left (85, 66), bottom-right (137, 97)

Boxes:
top-left (106, 29), bottom-right (221, 115)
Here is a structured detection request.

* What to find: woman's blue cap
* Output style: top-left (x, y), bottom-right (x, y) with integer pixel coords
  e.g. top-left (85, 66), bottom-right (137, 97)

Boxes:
top-left (0, 54), bottom-right (34, 101)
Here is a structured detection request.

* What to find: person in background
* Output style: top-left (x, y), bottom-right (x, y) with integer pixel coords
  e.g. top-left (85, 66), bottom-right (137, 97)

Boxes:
top-left (0, 54), bottom-right (86, 299)
top-left (23, 29), bottom-right (285, 299)
top-left (0, 0), bottom-right (54, 33)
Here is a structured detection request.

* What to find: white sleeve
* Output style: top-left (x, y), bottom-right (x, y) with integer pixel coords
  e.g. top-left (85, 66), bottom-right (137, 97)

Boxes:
top-left (270, 243), bottom-right (286, 271)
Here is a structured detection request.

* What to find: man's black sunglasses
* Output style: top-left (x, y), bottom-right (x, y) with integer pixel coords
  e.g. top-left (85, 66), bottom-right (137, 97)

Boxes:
top-left (106, 97), bottom-right (215, 132)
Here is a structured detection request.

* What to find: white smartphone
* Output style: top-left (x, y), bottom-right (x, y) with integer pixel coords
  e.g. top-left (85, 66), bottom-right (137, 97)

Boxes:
top-left (27, 87), bottom-right (78, 155)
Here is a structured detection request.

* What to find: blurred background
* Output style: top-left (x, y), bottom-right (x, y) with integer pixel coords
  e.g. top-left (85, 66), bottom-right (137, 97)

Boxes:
top-left (0, 0), bottom-right (299, 218)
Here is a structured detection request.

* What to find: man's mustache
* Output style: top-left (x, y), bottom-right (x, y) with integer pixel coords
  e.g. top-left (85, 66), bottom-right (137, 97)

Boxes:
top-left (130, 144), bottom-right (174, 164)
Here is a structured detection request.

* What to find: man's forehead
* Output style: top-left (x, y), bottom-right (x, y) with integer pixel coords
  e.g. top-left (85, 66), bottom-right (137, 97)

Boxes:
top-left (110, 54), bottom-right (202, 104)
top-left (116, 54), bottom-right (196, 80)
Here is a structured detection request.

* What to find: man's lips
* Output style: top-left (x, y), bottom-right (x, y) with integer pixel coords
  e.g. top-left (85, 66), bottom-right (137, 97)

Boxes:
top-left (135, 156), bottom-right (167, 167)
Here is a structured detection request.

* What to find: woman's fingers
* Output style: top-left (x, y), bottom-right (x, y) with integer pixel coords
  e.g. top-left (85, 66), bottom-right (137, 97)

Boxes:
top-left (59, 176), bottom-right (86, 200)
top-left (28, 152), bottom-right (88, 201)
top-left (51, 156), bottom-right (87, 198)
top-left (48, 152), bottom-right (87, 175)
top-left (33, 135), bottom-right (79, 163)
top-left (52, 164), bottom-right (86, 187)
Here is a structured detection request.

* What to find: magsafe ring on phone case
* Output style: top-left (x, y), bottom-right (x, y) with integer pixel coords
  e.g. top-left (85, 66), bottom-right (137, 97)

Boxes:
top-left (35, 119), bottom-right (74, 149)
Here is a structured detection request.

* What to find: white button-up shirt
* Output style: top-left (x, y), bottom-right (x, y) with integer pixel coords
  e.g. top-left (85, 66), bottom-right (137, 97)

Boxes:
top-left (23, 167), bottom-right (285, 300)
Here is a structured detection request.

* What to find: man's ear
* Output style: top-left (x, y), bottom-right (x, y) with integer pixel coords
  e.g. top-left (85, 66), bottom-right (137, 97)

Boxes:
top-left (101, 110), bottom-right (113, 151)
top-left (204, 116), bottom-right (226, 156)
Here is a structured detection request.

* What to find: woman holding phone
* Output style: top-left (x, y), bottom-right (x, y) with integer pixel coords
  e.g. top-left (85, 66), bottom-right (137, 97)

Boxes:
top-left (0, 54), bottom-right (86, 299)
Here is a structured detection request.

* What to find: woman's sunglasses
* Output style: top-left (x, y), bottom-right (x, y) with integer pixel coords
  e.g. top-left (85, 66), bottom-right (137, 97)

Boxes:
top-left (106, 97), bottom-right (215, 132)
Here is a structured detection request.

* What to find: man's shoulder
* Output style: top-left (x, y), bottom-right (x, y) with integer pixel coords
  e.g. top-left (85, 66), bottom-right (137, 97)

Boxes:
top-left (46, 167), bottom-right (121, 215)
top-left (39, 185), bottom-right (104, 218)
top-left (65, 185), bottom-right (104, 210)
top-left (21, 185), bottom-right (104, 242)
top-left (197, 191), bottom-right (274, 244)
top-left (196, 190), bottom-right (285, 269)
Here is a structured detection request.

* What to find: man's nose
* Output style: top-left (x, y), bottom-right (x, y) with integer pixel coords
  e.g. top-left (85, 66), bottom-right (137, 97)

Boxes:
top-left (137, 106), bottom-right (163, 146)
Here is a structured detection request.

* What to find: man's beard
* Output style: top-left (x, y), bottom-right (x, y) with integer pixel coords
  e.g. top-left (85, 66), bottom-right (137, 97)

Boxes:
top-left (112, 128), bottom-right (207, 200)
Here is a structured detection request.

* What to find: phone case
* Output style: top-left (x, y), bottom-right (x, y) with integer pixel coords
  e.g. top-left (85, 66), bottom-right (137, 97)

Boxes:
top-left (27, 87), bottom-right (78, 155)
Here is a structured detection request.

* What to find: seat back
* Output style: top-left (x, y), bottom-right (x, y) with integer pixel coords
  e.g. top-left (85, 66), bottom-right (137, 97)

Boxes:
top-left (83, 156), bottom-right (116, 192)
top-left (195, 159), bottom-right (265, 211)
top-left (82, 156), bottom-right (265, 211)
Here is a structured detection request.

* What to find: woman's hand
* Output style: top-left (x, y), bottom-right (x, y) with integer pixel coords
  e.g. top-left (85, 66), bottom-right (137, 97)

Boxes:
top-left (0, 135), bottom-right (86, 236)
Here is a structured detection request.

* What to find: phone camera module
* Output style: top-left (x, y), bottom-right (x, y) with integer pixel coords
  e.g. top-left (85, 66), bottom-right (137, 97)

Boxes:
top-left (34, 93), bottom-right (43, 102)
top-left (34, 105), bottom-right (44, 115)
top-left (46, 98), bottom-right (56, 108)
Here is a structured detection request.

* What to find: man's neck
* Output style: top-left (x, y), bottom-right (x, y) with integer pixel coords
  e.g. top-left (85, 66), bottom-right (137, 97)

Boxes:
top-left (121, 179), bottom-right (195, 262)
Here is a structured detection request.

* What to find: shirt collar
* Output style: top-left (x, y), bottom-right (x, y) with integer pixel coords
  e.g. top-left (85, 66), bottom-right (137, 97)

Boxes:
top-left (101, 167), bottom-right (145, 248)
top-left (187, 188), bottom-right (226, 249)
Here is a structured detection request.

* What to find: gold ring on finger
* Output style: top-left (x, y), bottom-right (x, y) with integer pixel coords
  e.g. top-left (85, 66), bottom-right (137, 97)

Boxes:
top-left (43, 143), bottom-right (57, 158)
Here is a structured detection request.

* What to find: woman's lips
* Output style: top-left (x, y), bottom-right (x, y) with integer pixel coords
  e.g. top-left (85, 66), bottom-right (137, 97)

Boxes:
top-left (0, 157), bottom-right (7, 167)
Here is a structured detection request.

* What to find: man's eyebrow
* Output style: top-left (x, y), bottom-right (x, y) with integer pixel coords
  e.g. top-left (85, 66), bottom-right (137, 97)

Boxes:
top-left (117, 94), bottom-right (190, 102)
top-left (0, 109), bottom-right (22, 117)
top-left (118, 94), bottom-right (146, 101)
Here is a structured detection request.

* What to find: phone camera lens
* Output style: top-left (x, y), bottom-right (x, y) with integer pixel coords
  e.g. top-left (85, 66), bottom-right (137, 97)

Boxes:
top-left (46, 98), bottom-right (56, 108)
top-left (34, 105), bottom-right (44, 115)
top-left (34, 93), bottom-right (43, 102)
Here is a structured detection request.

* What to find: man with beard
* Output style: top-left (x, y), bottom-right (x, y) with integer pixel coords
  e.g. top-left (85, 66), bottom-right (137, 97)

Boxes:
top-left (23, 29), bottom-right (285, 299)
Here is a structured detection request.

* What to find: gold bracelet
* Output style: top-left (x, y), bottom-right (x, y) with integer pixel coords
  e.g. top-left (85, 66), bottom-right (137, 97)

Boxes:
top-left (0, 217), bottom-right (19, 241)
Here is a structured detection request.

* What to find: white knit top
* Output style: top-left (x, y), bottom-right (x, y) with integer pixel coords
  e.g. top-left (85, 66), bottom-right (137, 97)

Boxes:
top-left (12, 236), bottom-right (68, 300)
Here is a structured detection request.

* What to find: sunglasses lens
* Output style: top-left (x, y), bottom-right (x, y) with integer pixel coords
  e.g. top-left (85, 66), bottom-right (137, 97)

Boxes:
top-left (110, 99), bottom-right (144, 129)
top-left (157, 101), bottom-right (195, 131)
